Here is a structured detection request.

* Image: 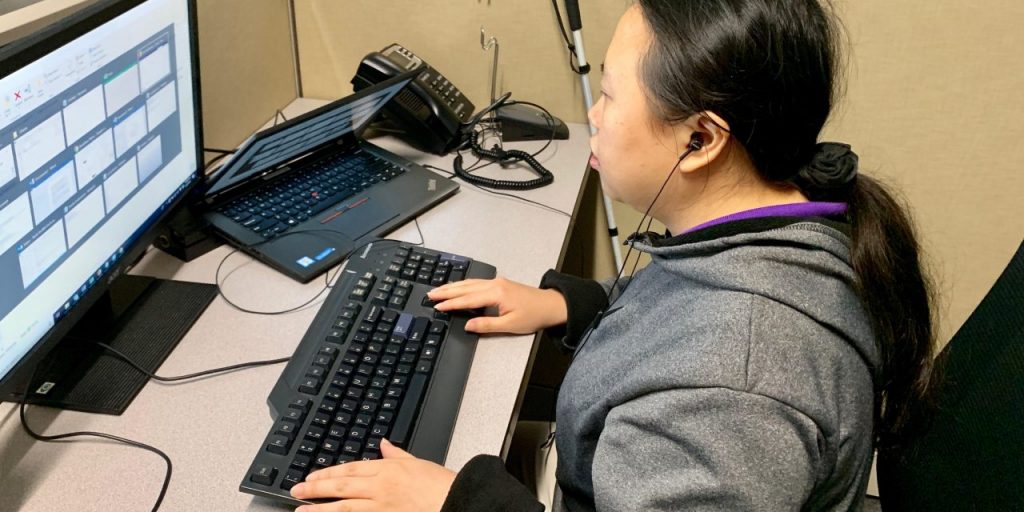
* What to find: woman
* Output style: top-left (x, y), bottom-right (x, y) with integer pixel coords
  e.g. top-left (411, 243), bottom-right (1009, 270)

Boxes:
top-left (289, 0), bottom-right (936, 510)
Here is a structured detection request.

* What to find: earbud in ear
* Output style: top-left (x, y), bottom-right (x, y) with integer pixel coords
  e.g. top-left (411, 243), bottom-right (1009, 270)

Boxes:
top-left (678, 133), bottom-right (704, 160)
top-left (688, 132), bottom-right (704, 151)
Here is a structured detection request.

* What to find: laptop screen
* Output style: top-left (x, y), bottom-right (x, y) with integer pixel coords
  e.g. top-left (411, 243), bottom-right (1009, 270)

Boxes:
top-left (204, 73), bottom-right (415, 198)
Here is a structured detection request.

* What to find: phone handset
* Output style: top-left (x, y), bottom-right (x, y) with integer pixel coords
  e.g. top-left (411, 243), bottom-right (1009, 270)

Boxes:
top-left (351, 44), bottom-right (475, 155)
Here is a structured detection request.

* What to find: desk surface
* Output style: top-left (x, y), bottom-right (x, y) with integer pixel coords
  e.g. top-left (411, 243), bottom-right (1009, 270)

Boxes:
top-left (0, 98), bottom-right (593, 511)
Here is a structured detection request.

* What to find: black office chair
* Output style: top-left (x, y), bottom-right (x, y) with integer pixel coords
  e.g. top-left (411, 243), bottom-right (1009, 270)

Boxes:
top-left (876, 240), bottom-right (1024, 511)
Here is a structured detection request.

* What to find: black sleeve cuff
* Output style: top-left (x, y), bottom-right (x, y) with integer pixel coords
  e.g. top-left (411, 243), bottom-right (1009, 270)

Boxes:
top-left (539, 269), bottom-right (608, 353)
top-left (441, 455), bottom-right (544, 512)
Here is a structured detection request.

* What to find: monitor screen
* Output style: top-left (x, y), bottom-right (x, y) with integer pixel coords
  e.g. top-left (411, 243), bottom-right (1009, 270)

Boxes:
top-left (0, 0), bottom-right (200, 384)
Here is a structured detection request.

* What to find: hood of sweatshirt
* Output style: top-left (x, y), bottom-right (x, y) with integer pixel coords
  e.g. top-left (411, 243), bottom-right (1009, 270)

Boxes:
top-left (627, 218), bottom-right (878, 370)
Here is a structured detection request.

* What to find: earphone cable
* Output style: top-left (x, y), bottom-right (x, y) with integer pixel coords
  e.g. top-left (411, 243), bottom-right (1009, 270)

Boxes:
top-left (570, 146), bottom-right (698, 362)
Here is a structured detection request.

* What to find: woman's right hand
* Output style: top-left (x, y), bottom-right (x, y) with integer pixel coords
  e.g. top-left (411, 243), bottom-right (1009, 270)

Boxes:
top-left (426, 278), bottom-right (568, 334)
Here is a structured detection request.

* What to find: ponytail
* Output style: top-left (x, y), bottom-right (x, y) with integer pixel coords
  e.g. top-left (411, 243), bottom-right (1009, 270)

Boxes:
top-left (790, 146), bottom-right (938, 446)
top-left (847, 174), bottom-right (937, 446)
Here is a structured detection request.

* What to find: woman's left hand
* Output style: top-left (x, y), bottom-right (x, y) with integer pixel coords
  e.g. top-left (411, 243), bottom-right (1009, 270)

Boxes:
top-left (290, 439), bottom-right (456, 512)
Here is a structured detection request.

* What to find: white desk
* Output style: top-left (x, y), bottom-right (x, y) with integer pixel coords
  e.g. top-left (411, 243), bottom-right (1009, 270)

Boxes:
top-left (0, 99), bottom-right (593, 511)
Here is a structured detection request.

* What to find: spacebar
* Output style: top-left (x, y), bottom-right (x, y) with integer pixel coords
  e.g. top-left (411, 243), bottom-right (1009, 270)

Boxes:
top-left (390, 373), bottom-right (428, 447)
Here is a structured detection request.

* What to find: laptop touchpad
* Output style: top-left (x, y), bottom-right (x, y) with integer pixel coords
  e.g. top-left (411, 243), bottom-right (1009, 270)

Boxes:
top-left (320, 198), bottom-right (398, 240)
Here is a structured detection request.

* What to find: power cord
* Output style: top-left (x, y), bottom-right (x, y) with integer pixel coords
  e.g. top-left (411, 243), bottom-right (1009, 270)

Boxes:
top-left (19, 400), bottom-right (172, 512)
top-left (17, 341), bottom-right (296, 512)
top-left (203, 148), bottom-right (235, 172)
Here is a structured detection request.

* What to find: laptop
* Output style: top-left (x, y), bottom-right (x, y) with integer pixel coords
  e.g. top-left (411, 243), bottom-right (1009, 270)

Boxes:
top-left (201, 72), bottom-right (459, 283)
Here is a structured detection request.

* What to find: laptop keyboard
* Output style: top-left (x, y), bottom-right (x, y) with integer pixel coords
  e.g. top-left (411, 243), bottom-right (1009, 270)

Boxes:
top-left (239, 242), bottom-right (496, 504)
top-left (217, 148), bottom-right (406, 238)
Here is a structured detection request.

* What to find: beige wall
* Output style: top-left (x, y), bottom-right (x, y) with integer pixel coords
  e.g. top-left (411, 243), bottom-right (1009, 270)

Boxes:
top-left (824, 0), bottom-right (1024, 344)
top-left (0, 0), bottom-right (98, 46)
top-left (196, 0), bottom-right (297, 157)
top-left (295, 0), bottom-right (1023, 344)
top-left (294, 0), bottom-right (625, 122)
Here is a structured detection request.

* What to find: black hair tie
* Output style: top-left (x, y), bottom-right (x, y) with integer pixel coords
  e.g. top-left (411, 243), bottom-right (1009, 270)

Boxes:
top-left (793, 142), bottom-right (859, 200)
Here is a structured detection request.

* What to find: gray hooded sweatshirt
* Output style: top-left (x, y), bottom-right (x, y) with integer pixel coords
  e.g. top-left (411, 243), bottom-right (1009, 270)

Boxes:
top-left (441, 218), bottom-right (879, 512)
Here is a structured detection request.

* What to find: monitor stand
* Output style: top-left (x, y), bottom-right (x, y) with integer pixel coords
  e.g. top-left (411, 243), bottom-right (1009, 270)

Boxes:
top-left (21, 275), bottom-right (217, 415)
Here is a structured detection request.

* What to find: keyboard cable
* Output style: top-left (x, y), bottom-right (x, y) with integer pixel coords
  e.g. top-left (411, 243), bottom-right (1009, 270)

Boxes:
top-left (215, 224), bottom-right (426, 316)
top-left (96, 343), bottom-right (290, 383)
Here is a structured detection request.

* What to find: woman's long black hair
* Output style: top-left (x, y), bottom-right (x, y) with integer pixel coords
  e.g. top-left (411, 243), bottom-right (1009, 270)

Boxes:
top-left (635, 0), bottom-right (936, 447)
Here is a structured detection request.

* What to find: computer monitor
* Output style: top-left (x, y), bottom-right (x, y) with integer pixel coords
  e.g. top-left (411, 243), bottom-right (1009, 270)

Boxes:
top-left (0, 0), bottom-right (206, 412)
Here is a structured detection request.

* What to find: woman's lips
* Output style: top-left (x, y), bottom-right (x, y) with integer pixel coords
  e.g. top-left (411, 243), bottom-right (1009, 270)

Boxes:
top-left (589, 154), bottom-right (600, 169)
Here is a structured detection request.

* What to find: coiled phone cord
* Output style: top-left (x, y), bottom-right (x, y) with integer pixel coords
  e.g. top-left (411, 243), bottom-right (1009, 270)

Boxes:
top-left (452, 131), bottom-right (555, 190)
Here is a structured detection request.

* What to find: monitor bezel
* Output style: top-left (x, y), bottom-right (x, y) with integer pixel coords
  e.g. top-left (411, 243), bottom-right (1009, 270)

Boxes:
top-left (0, 0), bottom-right (204, 401)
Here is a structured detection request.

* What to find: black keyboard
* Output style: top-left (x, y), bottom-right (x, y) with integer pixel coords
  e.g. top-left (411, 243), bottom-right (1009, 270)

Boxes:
top-left (239, 242), bottom-right (496, 504)
top-left (218, 148), bottom-right (406, 238)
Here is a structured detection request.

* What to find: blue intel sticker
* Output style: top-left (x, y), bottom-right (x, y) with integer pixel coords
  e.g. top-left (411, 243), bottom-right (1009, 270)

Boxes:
top-left (296, 256), bottom-right (315, 268)
top-left (314, 247), bottom-right (336, 261)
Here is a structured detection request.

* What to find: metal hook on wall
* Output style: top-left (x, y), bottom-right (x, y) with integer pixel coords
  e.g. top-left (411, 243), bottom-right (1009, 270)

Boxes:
top-left (480, 27), bottom-right (500, 105)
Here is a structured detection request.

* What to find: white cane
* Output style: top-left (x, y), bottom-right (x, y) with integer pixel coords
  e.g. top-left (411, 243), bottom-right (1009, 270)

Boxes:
top-left (562, 0), bottom-right (624, 269)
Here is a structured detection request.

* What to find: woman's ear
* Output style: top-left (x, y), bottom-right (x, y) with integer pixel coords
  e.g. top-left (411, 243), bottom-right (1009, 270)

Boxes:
top-left (676, 112), bottom-right (731, 174)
